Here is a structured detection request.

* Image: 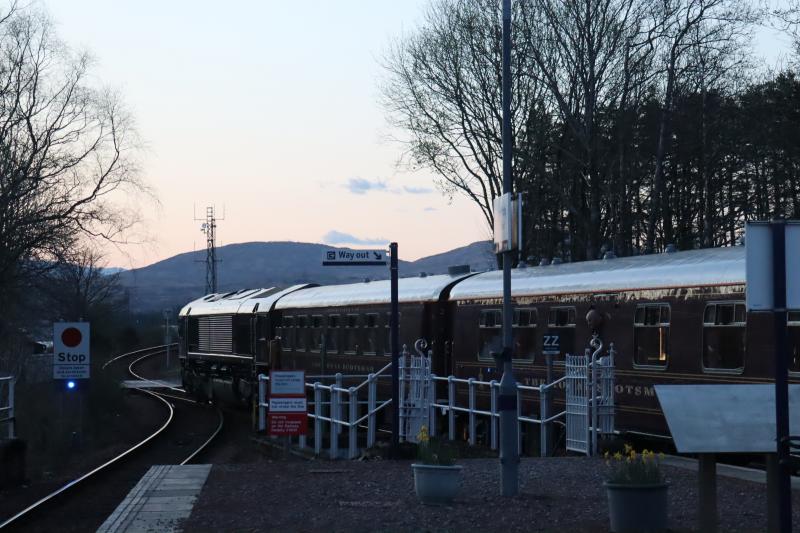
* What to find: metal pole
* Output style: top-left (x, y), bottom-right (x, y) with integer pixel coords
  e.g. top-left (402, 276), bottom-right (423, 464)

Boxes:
top-left (772, 220), bottom-right (792, 532)
top-left (258, 375), bottom-right (266, 432)
top-left (498, 0), bottom-right (519, 497)
top-left (390, 242), bottom-right (400, 458)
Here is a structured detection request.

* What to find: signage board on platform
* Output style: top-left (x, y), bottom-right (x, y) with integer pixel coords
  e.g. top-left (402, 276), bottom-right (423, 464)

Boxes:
top-left (322, 248), bottom-right (387, 266)
top-left (53, 322), bottom-right (90, 379)
top-left (268, 370), bottom-right (307, 436)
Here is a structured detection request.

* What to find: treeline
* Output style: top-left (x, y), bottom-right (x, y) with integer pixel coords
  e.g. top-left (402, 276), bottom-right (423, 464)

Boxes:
top-left (383, 0), bottom-right (800, 262)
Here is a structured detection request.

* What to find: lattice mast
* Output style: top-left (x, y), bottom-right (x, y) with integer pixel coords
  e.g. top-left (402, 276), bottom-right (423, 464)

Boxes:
top-left (196, 206), bottom-right (222, 294)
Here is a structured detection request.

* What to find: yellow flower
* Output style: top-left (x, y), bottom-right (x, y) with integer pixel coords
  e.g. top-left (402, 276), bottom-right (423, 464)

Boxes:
top-left (613, 452), bottom-right (622, 461)
top-left (623, 443), bottom-right (633, 454)
top-left (417, 424), bottom-right (430, 443)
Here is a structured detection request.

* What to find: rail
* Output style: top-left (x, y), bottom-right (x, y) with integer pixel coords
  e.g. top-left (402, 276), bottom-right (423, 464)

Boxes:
top-left (429, 374), bottom-right (567, 456)
top-left (258, 362), bottom-right (393, 459)
top-left (0, 343), bottom-right (223, 529)
top-left (0, 375), bottom-right (14, 439)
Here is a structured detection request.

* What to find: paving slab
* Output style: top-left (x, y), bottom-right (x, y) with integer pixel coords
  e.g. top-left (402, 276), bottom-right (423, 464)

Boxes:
top-left (96, 464), bottom-right (211, 533)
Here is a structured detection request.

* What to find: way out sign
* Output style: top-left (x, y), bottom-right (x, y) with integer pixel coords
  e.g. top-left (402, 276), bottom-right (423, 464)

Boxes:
top-left (53, 322), bottom-right (90, 379)
top-left (269, 370), bottom-right (307, 436)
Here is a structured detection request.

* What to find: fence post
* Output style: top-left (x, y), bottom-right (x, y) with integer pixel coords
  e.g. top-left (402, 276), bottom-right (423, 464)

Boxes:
top-left (258, 374), bottom-right (266, 432)
top-left (468, 378), bottom-right (476, 446)
top-left (591, 357), bottom-right (598, 456)
top-left (349, 387), bottom-right (358, 459)
top-left (299, 382), bottom-right (307, 450)
top-left (398, 350), bottom-right (405, 441)
top-left (490, 379), bottom-right (498, 451)
top-left (10, 378), bottom-right (15, 439)
top-left (330, 385), bottom-right (339, 460)
top-left (314, 383), bottom-right (322, 456)
top-left (335, 373), bottom-right (343, 436)
top-left (367, 373), bottom-right (376, 448)
top-left (540, 385), bottom-right (549, 457)
top-left (428, 374), bottom-right (437, 437)
top-left (517, 385), bottom-right (522, 456)
top-left (447, 375), bottom-right (455, 441)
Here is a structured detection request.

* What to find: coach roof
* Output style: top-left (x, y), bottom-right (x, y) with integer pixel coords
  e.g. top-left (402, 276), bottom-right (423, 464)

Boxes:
top-left (178, 285), bottom-right (313, 316)
top-left (275, 273), bottom-right (474, 309)
top-left (449, 246), bottom-right (744, 301)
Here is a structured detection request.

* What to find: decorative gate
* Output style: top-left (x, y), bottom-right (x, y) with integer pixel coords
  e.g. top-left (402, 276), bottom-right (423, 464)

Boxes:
top-left (565, 353), bottom-right (590, 454)
top-left (398, 340), bottom-right (432, 443)
top-left (566, 336), bottom-right (616, 456)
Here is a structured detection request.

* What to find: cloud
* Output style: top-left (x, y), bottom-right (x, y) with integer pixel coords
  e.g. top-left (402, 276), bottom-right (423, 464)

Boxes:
top-left (323, 230), bottom-right (389, 246)
top-left (404, 185), bottom-right (434, 194)
top-left (346, 178), bottom-right (387, 195)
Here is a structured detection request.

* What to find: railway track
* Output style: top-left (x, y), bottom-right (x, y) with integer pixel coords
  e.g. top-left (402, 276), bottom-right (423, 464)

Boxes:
top-left (0, 345), bottom-right (223, 532)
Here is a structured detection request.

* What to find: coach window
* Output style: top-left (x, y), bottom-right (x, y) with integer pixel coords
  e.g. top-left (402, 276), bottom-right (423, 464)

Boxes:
top-left (633, 304), bottom-right (670, 367)
top-left (310, 315), bottom-right (324, 352)
top-left (788, 312), bottom-right (800, 373)
top-left (279, 316), bottom-right (294, 350)
top-left (702, 302), bottom-right (746, 372)
top-left (344, 314), bottom-right (360, 354)
top-left (512, 308), bottom-right (537, 361)
top-left (547, 306), bottom-right (576, 358)
top-left (363, 313), bottom-right (379, 355)
top-left (325, 315), bottom-right (340, 354)
top-left (478, 309), bottom-right (502, 360)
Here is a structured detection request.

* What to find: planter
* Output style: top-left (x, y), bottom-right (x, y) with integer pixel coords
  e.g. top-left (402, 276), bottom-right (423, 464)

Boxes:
top-left (411, 463), bottom-right (463, 504)
top-left (605, 482), bottom-right (669, 533)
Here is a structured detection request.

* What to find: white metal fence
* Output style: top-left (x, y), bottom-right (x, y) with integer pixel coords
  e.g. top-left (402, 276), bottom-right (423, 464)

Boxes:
top-left (0, 376), bottom-right (15, 439)
top-left (429, 372), bottom-right (567, 457)
top-left (399, 341), bottom-right (432, 443)
top-left (566, 336), bottom-right (616, 456)
top-left (256, 337), bottom-right (614, 460)
top-left (258, 364), bottom-right (393, 459)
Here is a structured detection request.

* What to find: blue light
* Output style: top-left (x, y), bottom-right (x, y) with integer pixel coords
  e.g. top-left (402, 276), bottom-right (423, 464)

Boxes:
top-left (67, 380), bottom-right (76, 390)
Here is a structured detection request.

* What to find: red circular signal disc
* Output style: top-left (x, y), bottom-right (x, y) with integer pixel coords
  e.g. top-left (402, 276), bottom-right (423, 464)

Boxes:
top-left (61, 327), bottom-right (82, 348)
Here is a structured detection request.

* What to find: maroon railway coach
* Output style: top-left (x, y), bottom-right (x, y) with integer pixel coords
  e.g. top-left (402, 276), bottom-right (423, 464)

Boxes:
top-left (447, 246), bottom-right (800, 440)
top-left (177, 245), bottom-right (800, 444)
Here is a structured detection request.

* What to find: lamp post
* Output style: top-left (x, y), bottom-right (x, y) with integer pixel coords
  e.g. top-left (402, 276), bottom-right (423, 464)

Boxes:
top-left (498, 0), bottom-right (519, 497)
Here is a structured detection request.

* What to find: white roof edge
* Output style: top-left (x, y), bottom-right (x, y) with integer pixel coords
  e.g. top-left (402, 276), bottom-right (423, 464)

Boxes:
top-left (275, 273), bottom-right (474, 309)
top-left (450, 247), bottom-right (745, 301)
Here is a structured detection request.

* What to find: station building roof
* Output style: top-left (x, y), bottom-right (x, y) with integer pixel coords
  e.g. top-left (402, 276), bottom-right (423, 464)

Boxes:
top-left (274, 273), bottom-right (474, 310)
top-left (449, 246), bottom-right (745, 302)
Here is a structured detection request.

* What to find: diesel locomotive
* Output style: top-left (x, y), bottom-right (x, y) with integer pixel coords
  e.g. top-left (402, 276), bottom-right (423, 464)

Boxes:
top-left (178, 245), bottom-right (799, 440)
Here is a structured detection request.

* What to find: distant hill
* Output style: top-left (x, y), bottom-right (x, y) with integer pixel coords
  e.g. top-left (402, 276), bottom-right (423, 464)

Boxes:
top-left (120, 240), bottom-right (494, 312)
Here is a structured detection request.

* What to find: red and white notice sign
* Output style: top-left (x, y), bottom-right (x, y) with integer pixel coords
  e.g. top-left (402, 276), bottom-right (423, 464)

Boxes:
top-left (269, 370), bottom-right (307, 436)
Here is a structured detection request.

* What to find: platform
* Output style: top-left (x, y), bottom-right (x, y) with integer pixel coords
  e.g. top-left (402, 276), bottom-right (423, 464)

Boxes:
top-left (96, 464), bottom-right (211, 533)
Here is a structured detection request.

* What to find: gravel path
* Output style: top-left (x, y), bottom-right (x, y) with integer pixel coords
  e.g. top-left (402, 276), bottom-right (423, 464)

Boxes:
top-left (183, 457), bottom-right (800, 532)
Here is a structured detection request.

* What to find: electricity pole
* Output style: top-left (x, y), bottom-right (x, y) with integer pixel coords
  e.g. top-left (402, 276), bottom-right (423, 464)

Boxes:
top-left (498, 0), bottom-right (519, 497)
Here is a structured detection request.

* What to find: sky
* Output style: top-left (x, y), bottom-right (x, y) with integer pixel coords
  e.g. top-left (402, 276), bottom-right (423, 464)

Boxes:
top-left (45, 0), bottom-right (489, 269)
top-left (43, 1), bottom-right (794, 270)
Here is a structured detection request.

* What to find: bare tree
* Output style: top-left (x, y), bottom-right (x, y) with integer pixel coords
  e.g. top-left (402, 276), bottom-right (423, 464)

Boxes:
top-left (0, 5), bottom-right (144, 305)
top-left (382, 0), bottom-right (547, 229)
top-left (644, 0), bottom-right (756, 251)
top-left (523, 0), bottom-right (656, 259)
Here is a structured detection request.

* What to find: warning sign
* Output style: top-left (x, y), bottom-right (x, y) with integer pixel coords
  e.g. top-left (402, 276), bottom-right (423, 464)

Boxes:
top-left (268, 370), bottom-right (307, 436)
top-left (53, 322), bottom-right (90, 379)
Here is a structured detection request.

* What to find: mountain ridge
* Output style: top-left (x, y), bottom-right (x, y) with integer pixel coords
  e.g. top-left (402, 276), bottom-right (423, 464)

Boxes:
top-left (120, 240), bottom-right (495, 312)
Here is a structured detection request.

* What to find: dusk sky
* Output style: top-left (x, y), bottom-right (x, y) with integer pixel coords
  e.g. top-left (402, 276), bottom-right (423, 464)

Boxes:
top-left (45, 0), bottom-right (792, 269)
